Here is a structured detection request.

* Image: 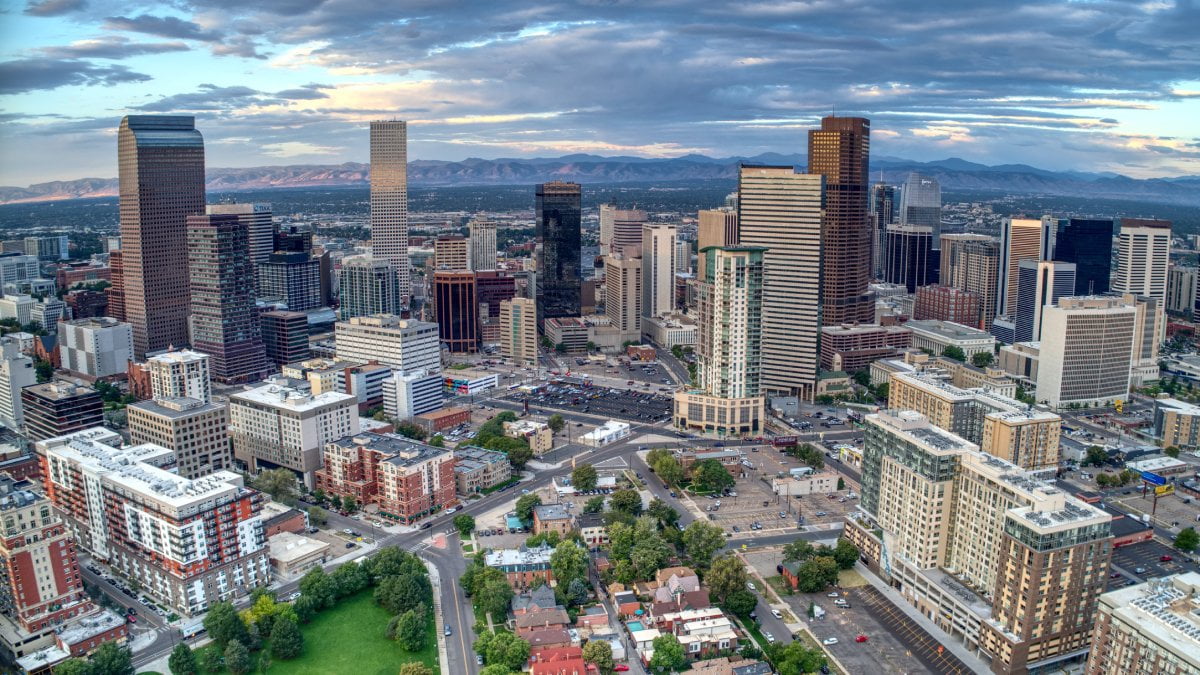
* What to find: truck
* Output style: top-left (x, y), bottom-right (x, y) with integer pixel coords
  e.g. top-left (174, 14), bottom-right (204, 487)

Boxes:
top-left (811, 605), bottom-right (826, 619)
top-left (182, 620), bottom-right (206, 639)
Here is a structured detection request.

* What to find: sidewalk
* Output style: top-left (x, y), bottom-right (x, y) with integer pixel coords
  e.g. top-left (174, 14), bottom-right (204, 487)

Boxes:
top-left (857, 564), bottom-right (991, 673)
top-left (423, 559), bottom-right (451, 675)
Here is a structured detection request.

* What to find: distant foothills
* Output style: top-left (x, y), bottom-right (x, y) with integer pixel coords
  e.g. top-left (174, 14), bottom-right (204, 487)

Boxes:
top-left (4, 153), bottom-right (1200, 206)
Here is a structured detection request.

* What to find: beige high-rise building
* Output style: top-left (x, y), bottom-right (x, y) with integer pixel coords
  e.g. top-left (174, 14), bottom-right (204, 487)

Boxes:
top-left (604, 254), bottom-right (642, 341)
top-left (1122, 292), bottom-right (1165, 386)
top-left (696, 208), bottom-right (738, 279)
top-left (1166, 264), bottom-right (1197, 316)
top-left (0, 336), bottom-right (34, 430)
top-left (1037, 296), bottom-right (1137, 408)
top-left (979, 410), bottom-right (1061, 472)
top-left (599, 205), bottom-right (647, 257)
top-left (997, 218), bottom-right (1043, 318)
top-left (1087, 572), bottom-right (1200, 675)
top-left (469, 220), bottom-right (498, 271)
top-left (500, 297), bottom-right (538, 368)
top-left (117, 116), bottom-right (205, 358)
top-left (1112, 218), bottom-right (1171, 302)
top-left (433, 236), bottom-right (470, 271)
top-left (941, 234), bottom-right (1000, 328)
top-left (370, 120), bottom-right (410, 304)
top-left (128, 397), bottom-right (230, 479)
top-left (674, 246), bottom-right (766, 436)
top-left (148, 349), bottom-right (211, 404)
top-left (857, 410), bottom-right (1112, 675)
top-left (641, 224), bottom-right (676, 323)
top-left (736, 166), bottom-right (823, 399)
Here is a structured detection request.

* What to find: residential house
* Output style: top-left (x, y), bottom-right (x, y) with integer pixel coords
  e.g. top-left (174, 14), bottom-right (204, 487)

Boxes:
top-left (613, 590), bottom-right (641, 618)
top-left (577, 512), bottom-right (608, 546)
top-left (515, 608), bottom-right (571, 638)
top-left (529, 646), bottom-right (588, 675)
top-left (780, 561), bottom-right (804, 591)
top-left (676, 615), bottom-right (739, 661)
top-left (576, 604), bottom-right (609, 630)
top-left (533, 503), bottom-right (574, 536)
top-left (485, 543), bottom-right (555, 589)
top-left (526, 628), bottom-right (574, 650)
top-left (512, 585), bottom-right (559, 616)
top-left (654, 607), bottom-right (727, 634)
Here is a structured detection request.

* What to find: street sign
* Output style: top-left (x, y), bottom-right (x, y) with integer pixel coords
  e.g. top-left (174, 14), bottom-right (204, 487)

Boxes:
top-left (1140, 471), bottom-right (1166, 486)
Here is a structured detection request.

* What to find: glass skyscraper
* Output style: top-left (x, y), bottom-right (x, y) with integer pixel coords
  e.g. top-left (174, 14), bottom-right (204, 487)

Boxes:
top-left (535, 181), bottom-right (582, 324)
top-left (1055, 218), bottom-right (1113, 295)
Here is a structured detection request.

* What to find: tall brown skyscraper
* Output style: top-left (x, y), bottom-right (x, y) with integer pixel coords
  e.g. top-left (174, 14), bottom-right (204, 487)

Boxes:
top-left (118, 116), bottom-right (205, 357)
top-left (187, 213), bottom-right (270, 384)
top-left (808, 116), bottom-right (873, 326)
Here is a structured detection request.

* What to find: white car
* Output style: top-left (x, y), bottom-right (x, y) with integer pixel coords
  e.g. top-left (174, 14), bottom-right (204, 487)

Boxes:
top-left (771, 609), bottom-right (783, 619)
top-left (746, 582), bottom-right (757, 591)
top-left (764, 632), bottom-right (776, 643)
top-left (827, 592), bottom-right (840, 598)
top-left (822, 637), bottom-right (839, 646)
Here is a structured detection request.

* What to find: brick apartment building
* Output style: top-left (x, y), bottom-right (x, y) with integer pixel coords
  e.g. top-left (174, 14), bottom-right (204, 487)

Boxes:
top-left (316, 433), bottom-right (456, 523)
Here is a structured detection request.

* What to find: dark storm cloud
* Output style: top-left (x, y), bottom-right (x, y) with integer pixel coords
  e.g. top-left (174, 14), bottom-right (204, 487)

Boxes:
top-left (135, 83), bottom-right (335, 112)
top-left (40, 36), bottom-right (190, 59)
top-left (23, 0), bottom-right (86, 16)
top-left (0, 58), bottom-right (150, 95)
top-left (273, 83), bottom-right (333, 100)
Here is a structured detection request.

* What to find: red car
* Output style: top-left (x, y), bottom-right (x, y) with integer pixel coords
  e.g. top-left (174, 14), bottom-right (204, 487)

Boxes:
top-left (1161, 555), bottom-right (1174, 562)
top-left (855, 634), bottom-right (869, 643)
top-left (614, 666), bottom-right (630, 672)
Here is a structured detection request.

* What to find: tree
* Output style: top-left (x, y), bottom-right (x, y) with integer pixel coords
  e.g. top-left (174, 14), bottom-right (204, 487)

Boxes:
top-left (547, 414), bottom-right (565, 433)
top-left (400, 665), bottom-right (436, 675)
top-left (571, 464), bottom-right (598, 491)
top-left (199, 645), bottom-right (225, 673)
top-left (646, 498), bottom-right (679, 528)
top-left (343, 495), bottom-right (358, 512)
top-left (395, 608), bottom-right (428, 652)
top-left (971, 351), bottom-right (995, 368)
top-left (833, 537), bottom-right (860, 570)
top-left (1083, 445), bottom-right (1108, 467)
top-left (651, 456), bottom-right (685, 486)
top-left (648, 634), bottom-right (687, 674)
top-left (299, 568), bottom-right (338, 609)
top-left (34, 359), bottom-right (54, 382)
top-left (480, 666), bottom-right (514, 675)
top-left (429, 434), bottom-right (446, 447)
top-left (792, 556), bottom-right (840, 593)
top-left (706, 554), bottom-right (748, 603)
top-left (224, 640), bottom-right (251, 675)
top-left (565, 577), bottom-right (591, 607)
top-left (89, 642), bottom-right (134, 675)
top-left (768, 641), bottom-right (828, 675)
top-left (331, 560), bottom-right (370, 597)
top-left (375, 574), bottom-right (433, 615)
top-left (242, 593), bottom-right (282, 634)
top-left (169, 643), bottom-right (198, 675)
top-left (837, 477), bottom-right (845, 491)
top-left (507, 446), bottom-right (533, 470)
top-left (1176, 527), bottom-right (1200, 553)
top-left (53, 660), bottom-right (90, 675)
top-left (550, 541), bottom-right (588, 588)
top-left (271, 615), bottom-right (304, 660)
top-left (479, 575), bottom-right (515, 618)
top-left (941, 345), bottom-right (966, 362)
top-left (681, 521), bottom-right (725, 568)
top-left (609, 488), bottom-right (643, 516)
top-left (251, 468), bottom-right (299, 505)
top-left (396, 422), bottom-right (429, 440)
top-left (787, 443), bottom-right (824, 470)
top-left (478, 631), bottom-right (531, 670)
top-left (515, 493), bottom-right (542, 522)
top-left (307, 506), bottom-right (328, 527)
top-left (583, 495), bottom-right (607, 513)
top-left (1165, 445), bottom-right (1181, 458)
top-left (205, 601), bottom-right (249, 647)
top-left (646, 448), bottom-right (673, 467)
top-left (582, 639), bottom-right (614, 674)
top-left (724, 589), bottom-right (758, 617)
top-left (691, 459), bottom-right (735, 493)
top-left (540, 336), bottom-right (554, 350)
top-left (454, 514), bottom-right (476, 537)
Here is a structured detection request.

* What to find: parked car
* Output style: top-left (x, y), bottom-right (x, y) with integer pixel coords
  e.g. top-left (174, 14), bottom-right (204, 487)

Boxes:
top-left (855, 634), bottom-right (869, 643)
top-left (445, 626), bottom-right (452, 636)
top-left (764, 632), bottom-right (775, 643)
top-left (746, 582), bottom-right (756, 591)
top-left (822, 638), bottom-right (839, 646)
top-left (1161, 555), bottom-right (1174, 562)
top-left (771, 609), bottom-right (783, 619)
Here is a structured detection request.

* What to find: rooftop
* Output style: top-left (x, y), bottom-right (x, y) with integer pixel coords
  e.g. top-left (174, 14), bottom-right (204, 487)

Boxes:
top-left (60, 316), bottom-right (128, 330)
top-left (22, 379), bottom-right (99, 401)
top-left (416, 406), bottom-right (470, 421)
top-left (232, 380), bottom-right (355, 411)
top-left (871, 411), bottom-right (977, 454)
top-left (534, 504), bottom-right (572, 521)
top-left (1099, 572), bottom-right (1200, 670)
top-left (268, 532), bottom-right (331, 563)
top-left (486, 543), bottom-right (554, 567)
top-left (130, 397), bottom-right (223, 418)
top-left (329, 433), bottom-right (451, 467)
top-left (906, 319), bottom-right (994, 341)
top-left (147, 349), bottom-right (208, 366)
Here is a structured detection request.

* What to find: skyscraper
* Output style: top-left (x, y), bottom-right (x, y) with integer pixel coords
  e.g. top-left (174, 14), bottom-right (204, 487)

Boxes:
top-left (604, 253), bottom-right (642, 342)
top-left (641, 223), bottom-right (676, 322)
top-left (696, 208), bottom-right (738, 279)
top-left (674, 238), bottom-right (692, 275)
top-left (997, 218), bottom-right (1043, 317)
top-left (1037, 297), bottom-right (1137, 408)
top-left (186, 213), bottom-right (269, 384)
top-left (259, 252), bottom-right (322, 311)
top-left (433, 270), bottom-right (478, 353)
top-left (883, 224), bottom-right (937, 292)
top-left (535, 181), bottom-right (582, 325)
top-left (599, 205), bottom-right (647, 257)
top-left (941, 234), bottom-right (1001, 329)
top-left (148, 349), bottom-right (211, 403)
top-left (206, 203), bottom-right (273, 290)
top-left (500, 297), bottom-right (538, 368)
top-left (338, 256), bottom-right (400, 320)
top-left (673, 246), bottom-right (766, 435)
top-left (808, 116), bottom-right (872, 325)
top-left (469, 219), bottom-right (498, 271)
top-left (433, 236), bottom-right (470, 270)
top-left (899, 172), bottom-right (942, 237)
top-left (870, 182), bottom-right (896, 278)
top-left (1014, 260), bottom-right (1076, 343)
top-left (370, 120), bottom-right (409, 304)
top-left (737, 166), bottom-right (824, 399)
top-left (0, 336), bottom-right (34, 430)
top-left (117, 116), bottom-right (205, 358)
top-left (1054, 219), bottom-right (1113, 295)
top-left (1112, 218), bottom-right (1171, 302)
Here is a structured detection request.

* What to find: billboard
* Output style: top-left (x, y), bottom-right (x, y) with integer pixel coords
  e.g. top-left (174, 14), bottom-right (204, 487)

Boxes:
top-left (1155, 484), bottom-right (1175, 496)
top-left (773, 436), bottom-right (798, 447)
top-left (1140, 471), bottom-right (1166, 486)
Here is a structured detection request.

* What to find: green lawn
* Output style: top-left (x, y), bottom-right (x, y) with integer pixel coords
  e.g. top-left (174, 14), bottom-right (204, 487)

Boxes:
top-left (197, 591), bottom-right (437, 675)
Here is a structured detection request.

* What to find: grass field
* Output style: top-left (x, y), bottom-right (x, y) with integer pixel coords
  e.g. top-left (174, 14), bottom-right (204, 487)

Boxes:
top-left (197, 591), bottom-right (436, 674)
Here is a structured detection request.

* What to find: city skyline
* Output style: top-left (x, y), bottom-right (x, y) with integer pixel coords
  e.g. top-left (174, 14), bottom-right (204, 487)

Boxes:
top-left (2, 1), bottom-right (1199, 186)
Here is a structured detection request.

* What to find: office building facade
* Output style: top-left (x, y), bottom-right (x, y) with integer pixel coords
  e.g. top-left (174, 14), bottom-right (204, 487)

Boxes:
top-left (641, 224), bottom-right (677, 322)
top-left (432, 271), bottom-right (478, 353)
top-left (899, 173), bottom-right (942, 236)
top-left (127, 397), bottom-right (230, 479)
top-left (20, 381), bottom-right (103, 442)
top-left (809, 116), bottom-right (872, 326)
top-left (1036, 297), bottom-right (1136, 408)
top-left (1054, 219), bottom-right (1112, 295)
top-left (604, 254), bottom-right (642, 342)
top-left (535, 182), bottom-right (583, 324)
top-left (1013, 260), bottom-right (1076, 343)
top-left (0, 337), bottom-right (36, 430)
top-left (433, 236), bottom-right (469, 271)
top-left (338, 256), bottom-right (400, 320)
top-left (599, 205), bottom-right (647, 257)
top-left (117, 116), bottom-right (205, 358)
top-left (696, 208), bottom-right (738, 280)
top-left (58, 318), bottom-right (134, 379)
top-left (261, 310), bottom-right (311, 366)
top-left (381, 371), bottom-right (443, 421)
top-left (469, 220), bottom-right (498, 271)
top-left (997, 218), bottom-right (1043, 318)
top-left (1112, 218), bottom-right (1171, 302)
top-left (1166, 265), bottom-right (1197, 316)
top-left (369, 121), bottom-right (410, 304)
top-left (148, 350), bottom-right (211, 403)
top-left (883, 224), bottom-right (937, 292)
top-left (205, 203), bottom-right (273, 290)
top-left (334, 314), bottom-right (440, 374)
top-left (500, 297), bottom-right (538, 368)
top-left (870, 182), bottom-right (897, 278)
top-left (913, 285), bottom-right (981, 327)
top-left (258, 252), bottom-right (322, 311)
top-left (940, 234), bottom-right (1001, 329)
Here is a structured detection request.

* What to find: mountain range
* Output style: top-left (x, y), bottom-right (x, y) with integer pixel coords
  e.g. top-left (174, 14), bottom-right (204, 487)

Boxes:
top-left (4, 153), bottom-right (1200, 206)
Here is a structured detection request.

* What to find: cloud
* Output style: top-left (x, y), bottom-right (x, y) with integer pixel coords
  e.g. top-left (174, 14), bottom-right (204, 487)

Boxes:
top-left (23, 0), bottom-right (85, 17)
top-left (103, 15), bottom-right (222, 41)
top-left (260, 141), bottom-right (341, 157)
top-left (135, 84), bottom-right (267, 112)
top-left (273, 83), bottom-right (333, 100)
top-left (0, 58), bottom-right (150, 95)
top-left (40, 36), bottom-right (190, 59)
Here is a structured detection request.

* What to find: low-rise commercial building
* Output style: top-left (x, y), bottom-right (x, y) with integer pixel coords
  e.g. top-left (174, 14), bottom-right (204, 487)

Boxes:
top-left (485, 543), bottom-right (554, 589)
top-left (672, 390), bottom-right (764, 437)
top-left (532, 504), bottom-right (573, 536)
top-left (316, 433), bottom-right (456, 523)
top-left (20, 380), bottom-right (103, 442)
top-left (1153, 397), bottom-right (1200, 450)
top-left (642, 314), bottom-right (698, 349)
top-left (819, 323), bottom-right (912, 372)
top-left (906, 319), bottom-right (996, 358)
top-left (504, 419), bottom-right (553, 455)
top-left (453, 446), bottom-right (511, 495)
top-left (381, 370), bottom-right (443, 421)
top-left (36, 428), bottom-right (269, 616)
top-left (579, 420), bottom-right (630, 447)
top-left (414, 406), bottom-right (470, 433)
top-left (267, 533), bottom-right (330, 577)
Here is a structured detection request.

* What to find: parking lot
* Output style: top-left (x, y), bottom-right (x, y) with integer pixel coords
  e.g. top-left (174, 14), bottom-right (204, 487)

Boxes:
top-left (1111, 540), bottom-right (1199, 582)
top-left (503, 383), bottom-right (672, 423)
top-left (1111, 489), bottom-right (1200, 532)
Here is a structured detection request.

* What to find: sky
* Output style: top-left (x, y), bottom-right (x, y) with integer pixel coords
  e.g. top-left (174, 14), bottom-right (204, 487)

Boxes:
top-left (1, 0), bottom-right (1198, 185)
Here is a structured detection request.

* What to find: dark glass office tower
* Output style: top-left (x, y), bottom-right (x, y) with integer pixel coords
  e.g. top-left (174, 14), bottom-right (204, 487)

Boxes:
top-left (1055, 219), bottom-right (1113, 295)
top-left (535, 181), bottom-right (582, 325)
top-left (187, 214), bottom-right (270, 384)
top-left (884, 224), bottom-right (938, 293)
